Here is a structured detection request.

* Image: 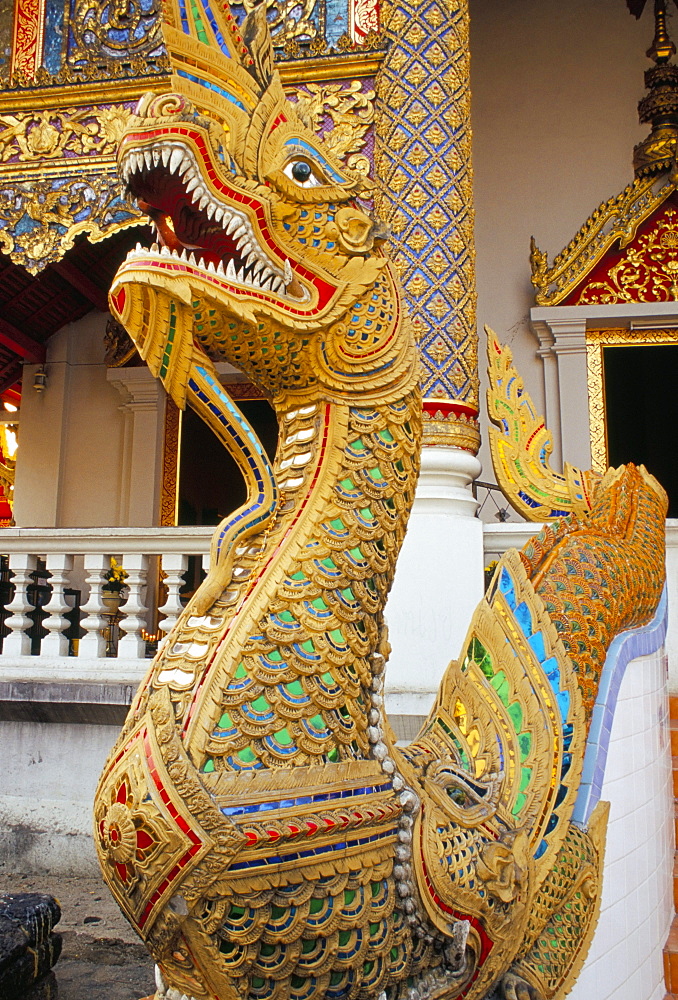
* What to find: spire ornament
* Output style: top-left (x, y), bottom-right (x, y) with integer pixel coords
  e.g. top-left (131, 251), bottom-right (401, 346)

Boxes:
top-left (629, 0), bottom-right (678, 174)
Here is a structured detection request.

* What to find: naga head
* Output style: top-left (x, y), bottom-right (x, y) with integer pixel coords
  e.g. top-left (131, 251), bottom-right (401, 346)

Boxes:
top-left (109, 2), bottom-right (418, 407)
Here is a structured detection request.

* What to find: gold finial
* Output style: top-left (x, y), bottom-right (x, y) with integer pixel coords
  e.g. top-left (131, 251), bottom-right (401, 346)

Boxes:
top-left (627, 0), bottom-right (678, 63)
top-left (648, 0), bottom-right (676, 63)
top-left (630, 0), bottom-right (678, 175)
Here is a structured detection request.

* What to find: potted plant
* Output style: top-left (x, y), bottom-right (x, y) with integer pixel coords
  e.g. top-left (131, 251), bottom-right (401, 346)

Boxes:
top-left (102, 557), bottom-right (128, 613)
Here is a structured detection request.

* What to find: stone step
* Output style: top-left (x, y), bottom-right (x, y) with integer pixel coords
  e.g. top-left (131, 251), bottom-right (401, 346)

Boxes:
top-left (0, 894), bottom-right (61, 1000)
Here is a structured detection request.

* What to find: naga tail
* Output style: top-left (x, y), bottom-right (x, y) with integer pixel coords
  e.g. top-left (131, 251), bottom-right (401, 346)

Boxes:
top-left (395, 336), bottom-right (667, 998)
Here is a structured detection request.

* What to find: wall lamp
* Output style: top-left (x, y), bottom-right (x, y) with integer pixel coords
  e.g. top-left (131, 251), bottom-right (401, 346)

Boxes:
top-left (33, 366), bottom-right (47, 392)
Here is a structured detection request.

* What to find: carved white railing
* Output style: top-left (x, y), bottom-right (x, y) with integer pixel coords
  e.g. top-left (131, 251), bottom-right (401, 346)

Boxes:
top-left (0, 527), bottom-right (213, 664)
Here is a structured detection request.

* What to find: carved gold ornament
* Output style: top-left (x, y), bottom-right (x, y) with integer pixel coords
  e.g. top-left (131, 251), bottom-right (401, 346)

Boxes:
top-left (577, 205), bottom-right (678, 303)
top-left (0, 105), bottom-right (131, 163)
top-left (486, 329), bottom-right (601, 521)
top-left (530, 173), bottom-right (676, 306)
top-left (289, 79), bottom-right (375, 164)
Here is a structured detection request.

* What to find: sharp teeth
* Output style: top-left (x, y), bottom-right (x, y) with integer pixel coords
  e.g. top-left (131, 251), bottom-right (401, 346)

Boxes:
top-left (226, 216), bottom-right (240, 236)
top-left (198, 194), bottom-right (209, 211)
top-left (250, 270), bottom-right (261, 287)
top-left (189, 252), bottom-right (197, 266)
top-left (161, 245), bottom-right (170, 256)
top-left (169, 148), bottom-right (183, 173)
top-left (221, 210), bottom-right (232, 227)
top-left (135, 242), bottom-right (142, 251)
top-left (239, 239), bottom-right (252, 255)
top-left (171, 248), bottom-right (179, 257)
top-left (236, 266), bottom-right (244, 282)
top-left (180, 249), bottom-right (188, 261)
top-left (261, 276), bottom-right (272, 291)
top-left (243, 271), bottom-right (253, 286)
top-left (233, 225), bottom-right (246, 240)
top-left (151, 242), bottom-right (159, 252)
top-left (226, 259), bottom-right (236, 279)
top-left (206, 203), bottom-right (215, 221)
top-left (284, 259), bottom-right (293, 284)
top-left (261, 266), bottom-right (273, 283)
top-left (144, 150), bottom-right (153, 170)
top-left (214, 207), bottom-right (224, 223)
top-left (207, 260), bottom-right (216, 273)
top-left (161, 147), bottom-right (170, 167)
top-left (272, 277), bottom-right (284, 293)
top-left (246, 251), bottom-right (258, 268)
top-left (134, 152), bottom-right (144, 172)
top-left (252, 259), bottom-right (264, 277)
top-left (179, 156), bottom-right (191, 176)
top-left (152, 148), bottom-right (160, 166)
top-left (217, 261), bottom-right (225, 275)
top-left (186, 176), bottom-right (199, 194)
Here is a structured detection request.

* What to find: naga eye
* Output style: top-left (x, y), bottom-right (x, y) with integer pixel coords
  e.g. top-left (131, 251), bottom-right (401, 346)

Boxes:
top-left (283, 159), bottom-right (322, 188)
top-left (292, 161), bottom-right (311, 182)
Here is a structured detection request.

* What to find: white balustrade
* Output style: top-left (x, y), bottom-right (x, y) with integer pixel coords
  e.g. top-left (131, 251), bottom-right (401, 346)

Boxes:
top-left (3, 552), bottom-right (38, 656)
top-left (118, 552), bottom-right (149, 658)
top-left (41, 553), bottom-right (74, 657)
top-left (0, 527), bottom-right (213, 661)
top-left (158, 552), bottom-right (189, 644)
top-left (79, 553), bottom-right (113, 658)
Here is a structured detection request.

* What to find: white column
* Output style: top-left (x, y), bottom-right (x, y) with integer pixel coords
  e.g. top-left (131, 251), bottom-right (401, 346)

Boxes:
top-left (41, 553), bottom-right (74, 657)
top-left (106, 368), bottom-right (166, 528)
top-left (158, 553), bottom-right (189, 644)
top-left (79, 554), bottom-right (109, 658)
top-left (117, 552), bottom-right (149, 658)
top-left (547, 317), bottom-right (592, 471)
top-left (384, 446), bottom-right (485, 719)
top-left (3, 553), bottom-right (37, 656)
top-left (532, 319), bottom-right (563, 471)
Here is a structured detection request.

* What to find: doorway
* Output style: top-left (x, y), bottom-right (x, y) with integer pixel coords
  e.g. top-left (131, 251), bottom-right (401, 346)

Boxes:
top-left (602, 342), bottom-right (678, 517)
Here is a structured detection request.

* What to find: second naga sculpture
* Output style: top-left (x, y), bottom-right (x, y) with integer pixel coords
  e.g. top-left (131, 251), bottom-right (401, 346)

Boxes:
top-left (94, 5), bottom-right (667, 999)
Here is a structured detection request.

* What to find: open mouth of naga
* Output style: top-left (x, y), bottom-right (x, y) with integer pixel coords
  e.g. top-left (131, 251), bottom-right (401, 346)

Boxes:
top-left (119, 141), bottom-right (307, 301)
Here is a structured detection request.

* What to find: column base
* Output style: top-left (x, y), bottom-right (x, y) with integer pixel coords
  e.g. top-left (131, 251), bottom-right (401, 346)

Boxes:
top-left (384, 446), bottom-right (484, 723)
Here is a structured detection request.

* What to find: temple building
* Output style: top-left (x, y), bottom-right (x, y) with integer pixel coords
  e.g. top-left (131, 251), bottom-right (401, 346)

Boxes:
top-left (0, 0), bottom-right (676, 998)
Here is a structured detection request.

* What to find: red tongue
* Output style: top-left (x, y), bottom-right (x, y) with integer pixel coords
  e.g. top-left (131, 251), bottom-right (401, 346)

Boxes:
top-left (138, 200), bottom-right (189, 254)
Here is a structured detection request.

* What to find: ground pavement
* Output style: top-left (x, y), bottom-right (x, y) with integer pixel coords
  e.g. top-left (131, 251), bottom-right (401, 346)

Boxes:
top-left (0, 871), bottom-right (155, 1000)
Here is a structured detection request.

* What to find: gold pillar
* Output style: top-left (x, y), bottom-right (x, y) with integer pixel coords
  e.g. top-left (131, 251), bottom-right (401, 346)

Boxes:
top-left (374, 0), bottom-right (479, 452)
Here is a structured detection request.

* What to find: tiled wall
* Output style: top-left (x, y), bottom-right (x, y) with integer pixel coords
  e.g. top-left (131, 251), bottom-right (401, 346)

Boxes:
top-left (568, 647), bottom-right (673, 1000)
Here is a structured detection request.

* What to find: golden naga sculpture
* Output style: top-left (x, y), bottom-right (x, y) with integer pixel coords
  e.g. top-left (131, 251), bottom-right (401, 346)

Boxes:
top-left (94, 5), bottom-right (668, 1000)
top-left (485, 330), bottom-right (601, 522)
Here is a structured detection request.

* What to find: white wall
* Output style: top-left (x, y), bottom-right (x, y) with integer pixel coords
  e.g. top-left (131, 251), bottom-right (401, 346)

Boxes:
top-left (15, 313), bottom-right (125, 527)
top-left (14, 313), bottom-right (165, 529)
top-left (569, 648), bottom-right (673, 1000)
top-left (471, 0), bottom-right (651, 474)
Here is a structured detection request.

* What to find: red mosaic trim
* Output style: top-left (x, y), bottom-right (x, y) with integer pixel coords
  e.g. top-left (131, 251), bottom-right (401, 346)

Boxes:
top-left (11, 0), bottom-right (44, 79)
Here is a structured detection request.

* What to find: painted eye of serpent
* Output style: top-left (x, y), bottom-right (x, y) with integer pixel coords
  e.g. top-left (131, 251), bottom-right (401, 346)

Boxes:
top-left (283, 159), bottom-right (322, 188)
top-left (292, 161), bottom-right (311, 182)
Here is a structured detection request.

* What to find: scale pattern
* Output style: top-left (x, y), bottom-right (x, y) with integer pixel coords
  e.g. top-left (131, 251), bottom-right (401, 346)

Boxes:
top-left (201, 400), bottom-right (420, 773)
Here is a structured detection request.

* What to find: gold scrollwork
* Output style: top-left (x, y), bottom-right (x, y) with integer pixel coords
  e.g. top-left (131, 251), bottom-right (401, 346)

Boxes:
top-left (67, 0), bottom-right (163, 66)
top-left (245, 0), bottom-right (319, 45)
top-left (586, 326), bottom-right (678, 474)
top-left (578, 206), bottom-right (678, 303)
top-left (530, 173), bottom-right (676, 306)
top-left (0, 105), bottom-right (131, 165)
top-left (289, 79), bottom-right (375, 167)
top-left (0, 173), bottom-right (142, 272)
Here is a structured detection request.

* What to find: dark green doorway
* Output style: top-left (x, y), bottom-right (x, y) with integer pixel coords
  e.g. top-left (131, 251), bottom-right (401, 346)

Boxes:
top-left (603, 343), bottom-right (678, 518)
